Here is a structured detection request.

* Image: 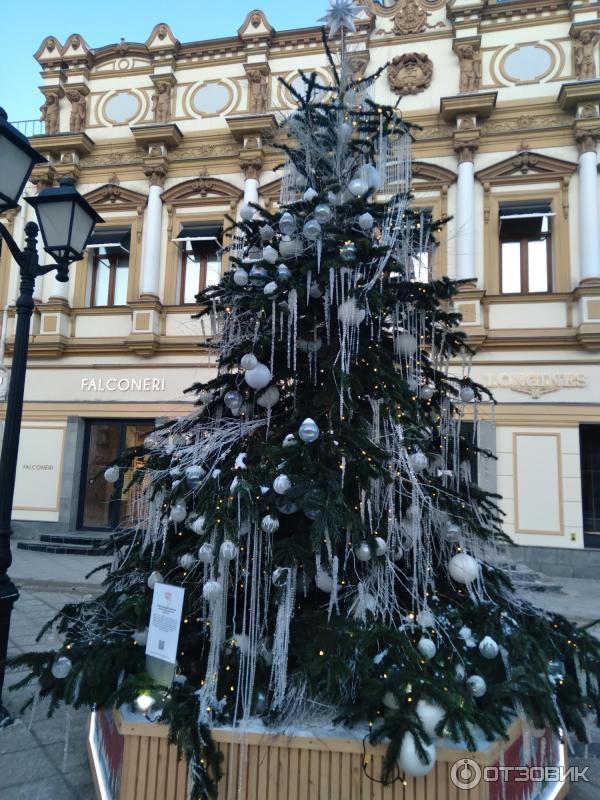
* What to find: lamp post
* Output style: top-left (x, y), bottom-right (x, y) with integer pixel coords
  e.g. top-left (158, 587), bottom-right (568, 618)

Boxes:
top-left (0, 108), bottom-right (102, 725)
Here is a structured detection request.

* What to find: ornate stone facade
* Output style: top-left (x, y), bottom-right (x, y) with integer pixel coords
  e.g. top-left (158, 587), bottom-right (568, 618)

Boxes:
top-left (388, 52), bottom-right (433, 95)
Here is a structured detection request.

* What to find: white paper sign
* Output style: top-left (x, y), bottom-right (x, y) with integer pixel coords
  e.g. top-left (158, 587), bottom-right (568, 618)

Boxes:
top-left (145, 583), bottom-right (185, 664)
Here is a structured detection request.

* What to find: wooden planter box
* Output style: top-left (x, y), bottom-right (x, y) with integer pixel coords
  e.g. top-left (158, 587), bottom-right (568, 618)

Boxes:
top-left (88, 707), bottom-right (569, 800)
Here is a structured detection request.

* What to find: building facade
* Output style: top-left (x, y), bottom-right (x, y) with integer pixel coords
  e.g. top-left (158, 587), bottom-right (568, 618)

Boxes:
top-left (2, 0), bottom-right (600, 552)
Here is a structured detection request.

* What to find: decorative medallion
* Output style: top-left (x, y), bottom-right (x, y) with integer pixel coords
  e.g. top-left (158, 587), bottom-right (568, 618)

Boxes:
top-left (393, 0), bottom-right (427, 36)
top-left (388, 52), bottom-right (433, 95)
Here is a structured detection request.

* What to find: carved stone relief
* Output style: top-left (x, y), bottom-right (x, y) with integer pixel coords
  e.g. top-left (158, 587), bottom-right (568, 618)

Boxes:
top-left (152, 81), bottom-right (172, 123)
top-left (388, 52), bottom-right (433, 95)
top-left (247, 69), bottom-right (269, 113)
top-left (573, 28), bottom-right (599, 81)
top-left (393, 0), bottom-right (427, 36)
top-left (455, 44), bottom-right (482, 94)
top-left (40, 93), bottom-right (60, 135)
top-left (67, 90), bottom-right (86, 132)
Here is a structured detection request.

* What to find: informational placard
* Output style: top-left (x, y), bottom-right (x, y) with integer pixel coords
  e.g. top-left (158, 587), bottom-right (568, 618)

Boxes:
top-left (145, 583), bottom-right (185, 665)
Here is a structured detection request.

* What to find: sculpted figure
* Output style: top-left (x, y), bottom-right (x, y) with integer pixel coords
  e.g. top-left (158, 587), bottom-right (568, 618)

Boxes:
top-left (152, 82), bottom-right (172, 123)
top-left (457, 45), bottom-right (482, 93)
top-left (67, 90), bottom-right (86, 132)
top-left (248, 69), bottom-right (268, 113)
top-left (574, 30), bottom-right (599, 81)
top-left (40, 93), bottom-right (60, 135)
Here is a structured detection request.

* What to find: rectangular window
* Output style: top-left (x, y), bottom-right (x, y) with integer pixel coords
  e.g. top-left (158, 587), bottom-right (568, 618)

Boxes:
top-left (580, 425), bottom-right (600, 548)
top-left (499, 203), bottom-right (552, 294)
top-left (174, 223), bottom-right (222, 304)
top-left (406, 208), bottom-right (434, 282)
top-left (86, 227), bottom-right (130, 307)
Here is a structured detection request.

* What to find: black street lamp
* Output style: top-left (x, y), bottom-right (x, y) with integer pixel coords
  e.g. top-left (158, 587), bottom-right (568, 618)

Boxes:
top-left (0, 107), bottom-right (102, 725)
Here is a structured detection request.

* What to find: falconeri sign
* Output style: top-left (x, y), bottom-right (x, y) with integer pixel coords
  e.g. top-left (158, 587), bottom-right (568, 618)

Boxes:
top-left (81, 377), bottom-right (167, 392)
top-left (483, 373), bottom-right (587, 399)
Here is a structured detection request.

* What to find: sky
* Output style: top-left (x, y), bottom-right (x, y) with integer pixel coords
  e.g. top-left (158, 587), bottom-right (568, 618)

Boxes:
top-left (1, 0), bottom-right (329, 122)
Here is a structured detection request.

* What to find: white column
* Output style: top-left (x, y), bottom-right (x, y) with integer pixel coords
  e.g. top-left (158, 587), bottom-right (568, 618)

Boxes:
top-left (139, 176), bottom-right (164, 298)
top-left (578, 142), bottom-right (600, 282)
top-left (243, 177), bottom-right (259, 206)
top-left (455, 146), bottom-right (477, 282)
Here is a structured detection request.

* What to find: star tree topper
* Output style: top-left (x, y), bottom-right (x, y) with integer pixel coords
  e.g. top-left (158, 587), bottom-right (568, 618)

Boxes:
top-left (318, 0), bottom-right (362, 37)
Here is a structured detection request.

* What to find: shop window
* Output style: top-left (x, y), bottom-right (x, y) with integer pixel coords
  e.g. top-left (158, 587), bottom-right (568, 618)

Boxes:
top-left (173, 223), bottom-right (222, 304)
top-left (580, 425), bottom-right (600, 548)
top-left (499, 202), bottom-right (552, 294)
top-left (86, 227), bottom-right (130, 307)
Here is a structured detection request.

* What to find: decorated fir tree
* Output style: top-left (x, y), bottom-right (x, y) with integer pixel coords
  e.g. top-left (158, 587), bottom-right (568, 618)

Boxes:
top-left (10, 12), bottom-right (600, 800)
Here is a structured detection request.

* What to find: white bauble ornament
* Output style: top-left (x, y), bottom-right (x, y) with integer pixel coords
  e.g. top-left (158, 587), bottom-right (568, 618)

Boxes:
top-left (104, 466), bottom-right (120, 484)
top-left (147, 571), bottom-right (164, 589)
top-left (256, 385), bottom-right (280, 409)
top-left (479, 636), bottom-right (499, 660)
top-left (338, 298), bottom-right (366, 326)
top-left (309, 282), bottom-right (323, 299)
top-left (348, 177), bottom-right (368, 197)
top-left (273, 474), bottom-right (291, 494)
top-left (279, 212), bottom-right (297, 236)
top-left (279, 237), bottom-right (302, 258)
top-left (417, 637), bottom-right (437, 660)
top-left (169, 504), bottom-right (187, 523)
top-left (416, 610), bottom-right (435, 628)
top-left (132, 628), bottom-right (148, 646)
top-left (448, 553), bottom-right (480, 585)
top-left (198, 543), bottom-right (213, 563)
top-left (316, 572), bottom-right (334, 592)
top-left (244, 363), bottom-right (272, 390)
top-left (240, 204), bottom-right (255, 221)
top-left (283, 434), bottom-right (297, 447)
top-left (179, 553), bottom-right (195, 570)
top-left (185, 465), bottom-right (205, 489)
top-left (276, 263), bottom-right (291, 280)
top-left (397, 733), bottom-right (436, 777)
top-left (240, 353), bottom-right (258, 370)
top-left (298, 418), bottom-right (319, 443)
top-left (358, 212), bottom-right (374, 231)
top-left (259, 224), bottom-right (275, 241)
top-left (314, 204), bottom-right (332, 224)
top-left (220, 540), bottom-right (238, 561)
top-left (303, 187), bottom-right (318, 202)
top-left (374, 536), bottom-right (387, 556)
top-left (395, 333), bottom-right (419, 357)
top-left (261, 514), bottom-right (280, 534)
top-left (416, 700), bottom-right (445, 738)
top-left (262, 245), bottom-right (278, 263)
top-left (264, 281), bottom-right (278, 295)
top-left (249, 265), bottom-right (267, 283)
top-left (421, 385), bottom-right (435, 401)
top-left (51, 656), bottom-right (73, 680)
top-left (224, 390), bottom-right (243, 413)
top-left (355, 542), bottom-right (371, 562)
top-left (191, 516), bottom-right (206, 535)
top-left (303, 219), bottom-right (322, 241)
top-left (410, 451), bottom-right (428, 472)
top-left (467, 675), bottom-right (487, 698)
top-left (203, 580), bottom-right (222, 602)
top-left (460, 386), bottom-right (475, 403)
top-left (382, 691), bottom-right (399, 710)
top-left (233, 268), bottom-right (249, 286)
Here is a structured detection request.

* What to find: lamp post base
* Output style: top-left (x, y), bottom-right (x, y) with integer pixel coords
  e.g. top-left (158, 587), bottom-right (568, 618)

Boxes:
top-left (0, 576), bottom-right (19, 724)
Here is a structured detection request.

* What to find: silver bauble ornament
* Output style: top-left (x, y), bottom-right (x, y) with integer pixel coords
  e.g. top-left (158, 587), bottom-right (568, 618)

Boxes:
top-left (203, 580), bottom-right (222, 602)
top-left (374, 536), bottom-right (387, 556)
top-left (397, 733), bottom-right (436, 777)
top-left (276, 263), bottom-right (291, 280)
top-left (179, 552), bottom-right (195, 570)
top-left (279, 236), bottom-right (302, 258)
top-left (147, 571), bottom-right (164, 589)
top-left (169, 504), bottom-right (187, 523)
top-left (273, 474), bottom-right (291, 494)
top-left (233, 268), bottom-right (249, 286)
top-left (191, 516), bottom-right (206, 535)
top-left (244, 363), bottom-right (272, 390)
top-left (460, 385), bottom-right (475, 403)
top-left (279, 212), bottom-right (297, 236)
top-left (256, 385), bottom-right (280, 409)
top-left (249, 265), bottom-right (268, 284)
top-left (314, 204), bottom-right (332, 224)
top-left (262, 245), bottom-right (278, 264)
top-left (348, 177), bottom-right (368, 197)
top-left (467, 675), bottom-right (487, 698)
top-left (448, 553), bottom-right (480, 585)
top-left (479, 636), bottom-right (499, 660)
top-left (417, 637), bottom-right (437, 660)
top-left (303, 187), bottom-right (318, 202)
top-left (51, 656), bottom-right (73, 680)
top-left (261, 514), bottom-right (280, 534)
top-left (240, 204), bottom-right (255, 221)
top-left (355, 542), bottom-right (371, 562)
top-left (224, 390), bottom-right (243, 412)
top-left (309, 282), bottom-right (323, 299)
top-left (415, 700), bottom-right (445, 738)
top-left (283, 434), bottom-right (297, 447)
top-left (264, 281), bottom-right (278, 295)
top-left (303, 219), bottom-right (322, 241)
top-left (185, 465), bottom-right (205, 489)
top-left (395, 332), bottom-right (419, 357)
top-left (240, 353), bottom-right (258, 370)
top-left (298, 418), bottom-right (319, 443)
top-left (358, 212), bottom-right (374, 231)
top-left (410, 452), bottom-right (428, 472)
top-left (316, 572), bottom-right (334, 592)
top-left (259, 224), bottom-right (275, 241)
top-left (220, 540), bottom-right (238, 561)
top-left (198, 542), bottom-right (213, 563)
top-left (338, 298), bottom-right (365, 326)
top-left (104, 466), bottom-right (120, 484)
top-left (416, 610), bottom-right (435, 628)
top-left (421, 385), bottom-right (435, 401)
top-left (339, 241), bottom-right (357, 262)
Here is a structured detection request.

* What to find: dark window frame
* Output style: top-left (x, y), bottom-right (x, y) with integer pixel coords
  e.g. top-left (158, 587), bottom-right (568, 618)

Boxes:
top-left (499, 207), bottom-right (553, 295)
top-left (90, 250), bottom-right (129, 307)
top-left (179, 240), bottom-right (220, 305)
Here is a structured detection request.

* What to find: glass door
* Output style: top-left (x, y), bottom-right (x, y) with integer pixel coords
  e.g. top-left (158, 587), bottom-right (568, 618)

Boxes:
top-left (78, 419), bottom-right (154, 531)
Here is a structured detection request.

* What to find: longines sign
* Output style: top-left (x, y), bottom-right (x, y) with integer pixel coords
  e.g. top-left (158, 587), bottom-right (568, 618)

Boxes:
top-left (483, 372), bottom-right (587, 399)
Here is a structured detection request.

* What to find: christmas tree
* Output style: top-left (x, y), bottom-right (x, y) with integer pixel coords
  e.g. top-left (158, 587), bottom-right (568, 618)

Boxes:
top-left (10, 12), bottom-right (600, 800)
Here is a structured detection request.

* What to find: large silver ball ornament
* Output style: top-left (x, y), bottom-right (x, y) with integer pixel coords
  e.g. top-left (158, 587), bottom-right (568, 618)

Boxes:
top-left (244, 363), bottom-right (272, 390)
top-left (203, 580), bottom-right (222, 602)
top-left (479, 636), bottom-right (499, 660)
top-left (104, 466), bottom-right (120, 484)
top-left (198, 543), bottom-right (213, 563)
top-left (147, 571), bottom-right (164, 589)
top-left (448, 553), bottom-right (480, 585)
top-left (261, 514), bottom-right (280, 534)
top-left (273, 474), bottom-right (291, 494)
top-left (51, 656), bottom-right (73, 680)
top-left (298, 418), bottom-right (319, 443)
top-left (467, 675), bottom-right (487, 698)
